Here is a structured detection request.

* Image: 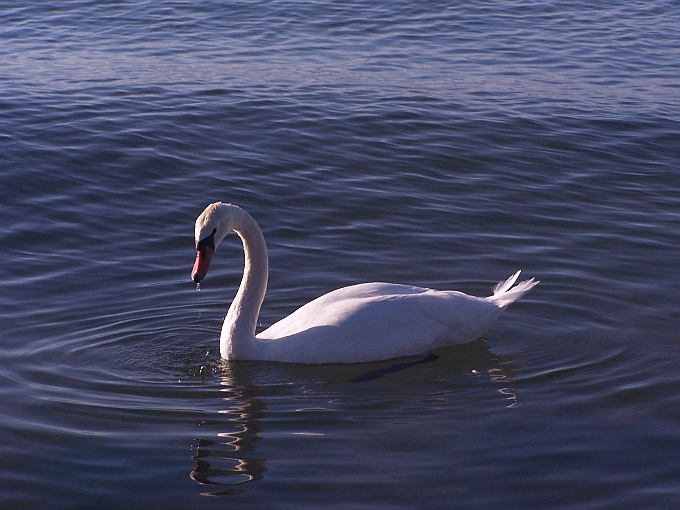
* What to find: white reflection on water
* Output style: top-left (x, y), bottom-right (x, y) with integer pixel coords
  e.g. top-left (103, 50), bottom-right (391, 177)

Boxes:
top-left (188, 340), bottom-right (517, 495)
top-left (190, 370), bottom-right (268, 496)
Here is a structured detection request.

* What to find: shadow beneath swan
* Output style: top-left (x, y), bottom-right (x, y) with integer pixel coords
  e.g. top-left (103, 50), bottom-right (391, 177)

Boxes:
top-left (349, 338), bottom-right (516, 383)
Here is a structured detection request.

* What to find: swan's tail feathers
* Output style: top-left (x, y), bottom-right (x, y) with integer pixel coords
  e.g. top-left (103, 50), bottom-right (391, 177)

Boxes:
top-left (490, 270), bottom-right (539, 308)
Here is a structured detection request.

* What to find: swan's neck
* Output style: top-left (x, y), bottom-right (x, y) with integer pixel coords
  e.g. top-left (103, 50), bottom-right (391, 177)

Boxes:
top-left (220, 208), bottom-right (268, 359)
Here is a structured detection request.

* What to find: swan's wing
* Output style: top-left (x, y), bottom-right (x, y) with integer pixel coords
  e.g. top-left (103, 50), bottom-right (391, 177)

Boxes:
top-left (256, 283), bottom-right (502, 363)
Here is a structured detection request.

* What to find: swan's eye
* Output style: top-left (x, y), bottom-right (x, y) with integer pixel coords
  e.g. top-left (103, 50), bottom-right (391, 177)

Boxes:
top-left (196, 229), bottom-right (216, 251)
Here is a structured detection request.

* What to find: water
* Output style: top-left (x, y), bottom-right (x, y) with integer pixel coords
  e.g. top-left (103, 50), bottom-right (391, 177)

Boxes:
top-left (1, 1), bottom-right (679, 508)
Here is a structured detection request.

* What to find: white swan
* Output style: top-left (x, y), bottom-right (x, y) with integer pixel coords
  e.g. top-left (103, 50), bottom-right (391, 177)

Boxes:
top-left (191, 202), bottom-right (538, 364)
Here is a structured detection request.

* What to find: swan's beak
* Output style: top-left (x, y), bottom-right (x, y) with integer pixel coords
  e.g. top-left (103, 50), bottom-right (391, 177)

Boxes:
top-left (192, 245), bottom-right (214, 283)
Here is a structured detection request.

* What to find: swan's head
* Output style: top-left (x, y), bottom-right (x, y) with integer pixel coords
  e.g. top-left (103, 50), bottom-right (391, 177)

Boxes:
top-left (191, 202), bottom-right (235, 283)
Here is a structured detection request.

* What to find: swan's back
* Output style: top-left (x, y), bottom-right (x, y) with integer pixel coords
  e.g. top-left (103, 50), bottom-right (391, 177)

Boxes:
top-left (254, 280), bottom-right (527, 363)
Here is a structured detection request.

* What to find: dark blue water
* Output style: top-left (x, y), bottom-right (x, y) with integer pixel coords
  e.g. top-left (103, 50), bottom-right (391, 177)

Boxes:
top-left (2, 1), bottom-right (679, 508)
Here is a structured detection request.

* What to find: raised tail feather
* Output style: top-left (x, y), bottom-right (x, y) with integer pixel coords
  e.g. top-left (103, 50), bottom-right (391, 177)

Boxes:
top-left (489, 270), bottom-right (539, 308)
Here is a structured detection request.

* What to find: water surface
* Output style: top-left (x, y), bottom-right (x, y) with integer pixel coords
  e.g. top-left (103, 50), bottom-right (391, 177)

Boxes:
top-left (1, 1), bottom-right (679, 508)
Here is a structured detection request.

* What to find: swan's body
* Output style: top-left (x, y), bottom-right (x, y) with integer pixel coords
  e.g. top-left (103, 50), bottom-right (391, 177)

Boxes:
top-left (192, 202), bottom-right (538, 364)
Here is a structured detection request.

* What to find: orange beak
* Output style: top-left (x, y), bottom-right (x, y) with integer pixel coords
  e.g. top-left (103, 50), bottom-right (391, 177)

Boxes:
top-left (191, 245), bottom-right (214, 283)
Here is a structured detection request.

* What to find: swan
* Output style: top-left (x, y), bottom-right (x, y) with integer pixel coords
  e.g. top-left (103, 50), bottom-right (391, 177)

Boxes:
top-left (191, 202), bottom-right (538, 364)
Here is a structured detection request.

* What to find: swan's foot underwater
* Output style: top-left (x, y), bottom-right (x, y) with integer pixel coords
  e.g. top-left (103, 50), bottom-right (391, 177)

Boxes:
top-left (349, 353), bottom-right (440, 383)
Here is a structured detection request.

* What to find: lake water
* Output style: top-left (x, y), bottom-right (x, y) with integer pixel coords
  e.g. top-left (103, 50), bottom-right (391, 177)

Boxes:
top-left (1, 1), bottom-right (679, 508)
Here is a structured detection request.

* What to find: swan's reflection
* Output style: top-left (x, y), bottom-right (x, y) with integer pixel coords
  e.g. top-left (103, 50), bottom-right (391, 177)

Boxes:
top-left (190, 363), bottom-right (268, 496)
top-left (189, 339), bottom-right (520, 495)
